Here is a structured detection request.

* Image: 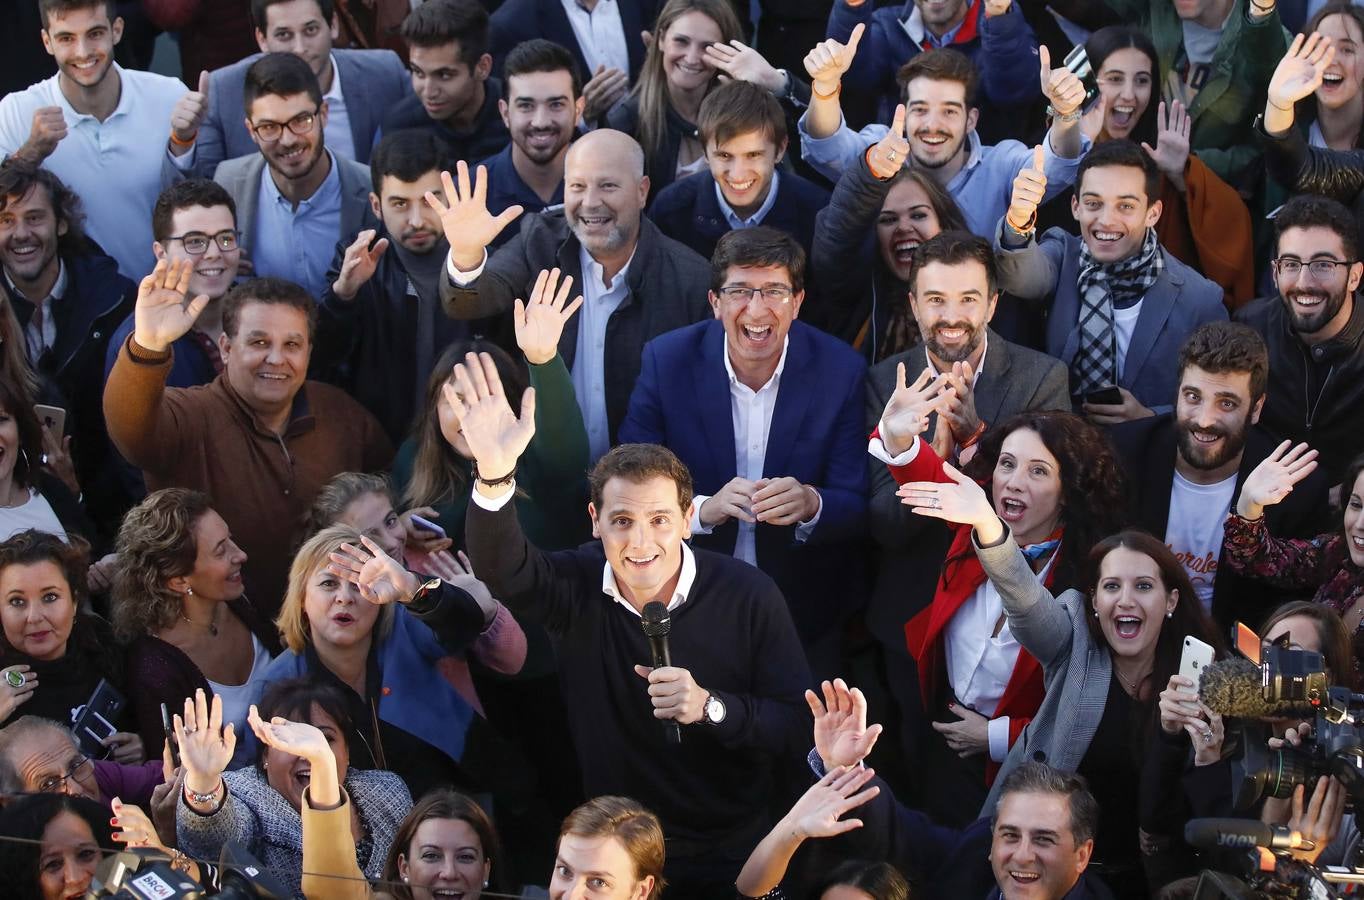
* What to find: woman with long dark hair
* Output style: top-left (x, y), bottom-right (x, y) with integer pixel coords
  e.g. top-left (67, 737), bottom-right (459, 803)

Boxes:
top-left (0, 793), bottom-right (115, 900)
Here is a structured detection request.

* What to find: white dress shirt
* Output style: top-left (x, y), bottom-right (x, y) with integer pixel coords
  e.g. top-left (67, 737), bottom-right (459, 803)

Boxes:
top-left (561, 0), bottom-right (632, 76)
top-left (320, 54), bottom-right (357, 161)
top-left (690, 337), bottom-right (822, 565)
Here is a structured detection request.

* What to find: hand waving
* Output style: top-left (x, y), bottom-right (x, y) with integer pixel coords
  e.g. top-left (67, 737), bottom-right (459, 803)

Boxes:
top-left (868, 104), bottom-right (910, 179)
top-left (782, 765), bottom-right (880, 840)
top-left (1236, 440), bottom-right (1318, 520)
top-left (327, 535), bottom-right (422, 606)
top-left (424, 161), bottom-right (524, 272)
top-left (803, 22), bottom-right (865, 94)
top-left (515, 268), bottom-right (584, 365)
top-left (704, 40), bottom-right (786, 92)
top-left (897, 461), bottom-right (1000, 539)
top-left (1006, 146), bottom-right (1046, 232)
top-left (248, 705), bottom-right (340, 807)
top-left (133, 259), bottom-right (211, 353)
top-left (174, 689), bottom-right (234, 799)
top-left (1268, 32), bottom-right (1335, 112)
top-left (806, 678), bottom-right (884, 770)
top-left (1142, 101), bottom-right (1191, 192)
top-left (444, 351), bottom-right (537, 485)
top-left (878, 363), bottom-right (950, 457)
top-left (331, 228), bottom-right (390, 301)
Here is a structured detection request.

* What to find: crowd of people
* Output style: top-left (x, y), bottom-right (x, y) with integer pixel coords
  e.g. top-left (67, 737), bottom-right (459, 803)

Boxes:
top-left (1, 0), bottom-right (1364, 897)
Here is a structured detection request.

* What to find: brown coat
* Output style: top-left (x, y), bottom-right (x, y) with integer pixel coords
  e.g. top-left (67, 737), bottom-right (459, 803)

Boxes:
top-left (1157, 154), bottom-right (1257, 310)
top-left (104, 337), bottom-right (393, 618)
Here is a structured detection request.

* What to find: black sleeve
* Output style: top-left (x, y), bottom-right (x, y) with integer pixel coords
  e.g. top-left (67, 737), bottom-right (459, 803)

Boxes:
top-left (404, 581), bottom-right (491, 654)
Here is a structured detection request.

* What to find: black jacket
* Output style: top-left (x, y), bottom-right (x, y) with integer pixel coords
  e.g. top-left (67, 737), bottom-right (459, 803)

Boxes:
top-left (1235, 294), bottom-right (1364, 481)
top-left (489, 0), bottom-right (657, 84)
top-left (381, 78), bottom-right (510, 165)
top-left (438, 210), bottom-right (711, 444)
top-left (648, 169), bottom-right (829, 270)
top-left (606, 93), bottom-right (700, 206)
top-left (1108, 414), bottom-right (1334, 631)
top-left (1257, 116), bottom-right (1364, 244)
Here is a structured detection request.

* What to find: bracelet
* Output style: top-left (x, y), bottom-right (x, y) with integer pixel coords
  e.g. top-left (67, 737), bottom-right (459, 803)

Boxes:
top-left (1005, 211), bottom-right (1037, 235)
top-left (812, 81), bottom-right (841, 100)
top-left (1267, 98), bottom-right (1293, 113)
top-left (959, 419), bottom-right (989, 450)
top-left (168, 850), bottom-right (193, 874)
top-left (1046, 105), bottom-right (1081, 124)
top-left (184, 778), bottom-right (223, 807)
top-left (471, 461), bottom-right (517, 487)
top-left (169, 130), bottom-right (197, 148)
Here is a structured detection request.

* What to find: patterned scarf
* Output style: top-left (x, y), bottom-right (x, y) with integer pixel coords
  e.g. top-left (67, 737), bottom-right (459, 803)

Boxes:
top-left (1071, 227), bottom-right (1163, 395)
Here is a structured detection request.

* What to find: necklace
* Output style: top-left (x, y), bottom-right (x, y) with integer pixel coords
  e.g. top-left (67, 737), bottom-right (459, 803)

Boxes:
top-left (1114, 662), bottom-right (1148, 696)
top-left (181, 607), bottom-right (220, 637)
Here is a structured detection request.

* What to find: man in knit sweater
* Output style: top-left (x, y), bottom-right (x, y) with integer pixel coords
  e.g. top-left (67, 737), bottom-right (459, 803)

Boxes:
top-left (447, 348), bottom-right (811, 899)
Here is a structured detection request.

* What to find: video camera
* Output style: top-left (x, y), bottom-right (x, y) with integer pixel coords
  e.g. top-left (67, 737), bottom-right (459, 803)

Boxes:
top-left (82, 842), bottom-right (290, 899)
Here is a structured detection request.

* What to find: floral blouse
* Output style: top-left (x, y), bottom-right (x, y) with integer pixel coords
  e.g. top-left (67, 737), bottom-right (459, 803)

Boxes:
top-left (1222, 514), bottom-right (1364, 623)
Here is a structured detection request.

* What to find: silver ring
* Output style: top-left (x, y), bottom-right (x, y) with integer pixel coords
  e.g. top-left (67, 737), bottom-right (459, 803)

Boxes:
top-left (183, 727), bottom-right (197, 735)
top-left (933, 497), bottom-right (941, 509)
top-left (1203, 731), bottom-right (1213, 743)
top-left (40, 453), bottom-right (48, 466)
top-left (4, 670), bottom-right (24, 688)
top-left (887, 149), bottom-right (898, 162)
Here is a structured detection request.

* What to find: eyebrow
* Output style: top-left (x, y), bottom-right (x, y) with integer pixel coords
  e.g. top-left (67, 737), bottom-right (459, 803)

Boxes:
top-left (605, 507), bottom-right (675, 517)
top-left (1080, 191), bottom-right (1144, 202)
top-left (514, 94), bottom-right (570, 104)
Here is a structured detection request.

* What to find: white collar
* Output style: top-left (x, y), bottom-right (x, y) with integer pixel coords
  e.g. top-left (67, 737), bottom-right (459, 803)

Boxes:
top-left (580, 243), bottom-right (638, 292)
top-left (322, 54), bottom-right (343, 104)
top-left (602, 542), bottom-right (697, 615)
top-left (926, 332), bottom-right (989, 383)
top-left (722, 333), bottom-right (789, 392)
top-left (714, 170), bottom-right (781, 227)
top-left (4, 258), bottom-right (67, 305)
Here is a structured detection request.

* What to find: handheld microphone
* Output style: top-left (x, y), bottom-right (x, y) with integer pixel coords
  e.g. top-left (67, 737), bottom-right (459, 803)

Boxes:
top-left (1198, 657), bottom-right (1317, 719)
top-left (641, 601), bottom-right (681, 745)
top-left (1184, 818), bottom-right (1315, 853)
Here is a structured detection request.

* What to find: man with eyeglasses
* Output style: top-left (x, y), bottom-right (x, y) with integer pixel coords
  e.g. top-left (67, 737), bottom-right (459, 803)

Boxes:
top-left (211, 52), bottom-right (375, 302)
top-left (617, 227), bottom-right (868, 678)
top-left (1236, 194), bottom-right (1364, 481)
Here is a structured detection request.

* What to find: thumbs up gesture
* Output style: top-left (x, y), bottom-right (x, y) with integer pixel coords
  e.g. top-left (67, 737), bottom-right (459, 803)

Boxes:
top-left (804, 22), bottom-right (865, 95)
top-left (869, 103), bottom-right (910, 178)
top-left (1039, 45), bottom-right (1086, 118)
top-left (1006, 145), bottom-right (1047, 232)
top-left (169, 70), bottom-right (211, 154)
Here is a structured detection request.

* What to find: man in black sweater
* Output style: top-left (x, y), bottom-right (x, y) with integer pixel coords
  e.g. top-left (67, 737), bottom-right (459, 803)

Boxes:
top-left (449, 345), bottom-right (811, 899)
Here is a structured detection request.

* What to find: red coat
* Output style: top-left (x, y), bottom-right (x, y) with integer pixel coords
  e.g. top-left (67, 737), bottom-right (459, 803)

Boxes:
top-left (881, 434), bottom-right (1052, 783)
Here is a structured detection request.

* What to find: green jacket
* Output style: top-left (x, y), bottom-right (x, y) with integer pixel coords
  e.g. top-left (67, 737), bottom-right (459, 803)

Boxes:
top-left (1103, 0), bottom-right (1288, 184)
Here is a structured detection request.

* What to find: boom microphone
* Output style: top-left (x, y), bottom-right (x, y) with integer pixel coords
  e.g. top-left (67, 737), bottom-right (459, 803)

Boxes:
top-left (1184, 818), bottom-right (1315, 853)
top-left (641, 601), bottom-right (682, 745)
top-left (1198, 657), bottom-right (1317, 719)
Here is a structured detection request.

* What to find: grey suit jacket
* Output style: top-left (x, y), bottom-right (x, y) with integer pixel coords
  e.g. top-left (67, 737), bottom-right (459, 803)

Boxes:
top-left (212, 153), bottom-right (373, 263)
top-left (861, 331), bottom-right (1071, 650)
top-left (977, 529), bottom-right (1111, 814)
top-left (188, 48), bottom-right (409, 177)
top-left (993, 222), bottom-right (1227, 414)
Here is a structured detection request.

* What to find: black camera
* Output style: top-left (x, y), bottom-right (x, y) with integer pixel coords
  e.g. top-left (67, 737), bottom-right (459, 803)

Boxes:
top-left (85, 843), bottom-right (290, 899)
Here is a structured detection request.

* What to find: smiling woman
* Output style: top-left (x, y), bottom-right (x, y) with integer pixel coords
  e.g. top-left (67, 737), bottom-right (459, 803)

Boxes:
top-left (0, 792), bottom-right (115, 900)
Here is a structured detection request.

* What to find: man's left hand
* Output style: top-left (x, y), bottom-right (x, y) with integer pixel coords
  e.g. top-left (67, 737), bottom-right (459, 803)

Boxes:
top-left (634, 664), bottom-right (708, 724)
top-left (1082, 386), bottom-right (1154, 425)
top-left (751, 476), bottom-right (819, 526)
top-left (940, 361), bottom-right (983, 443)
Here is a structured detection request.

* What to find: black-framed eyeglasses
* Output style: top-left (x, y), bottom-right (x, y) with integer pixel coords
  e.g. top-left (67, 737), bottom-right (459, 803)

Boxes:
top-left (250, 109), bottom-right (320, 142)
top-left (718, 285), bottom-right (794, 304)
top-left (166, 229), bottom-right (239, 255)
top-left (37, 754), bottom-right (91, 794)
top-left (1271, 257), bottom-right (1355, 279)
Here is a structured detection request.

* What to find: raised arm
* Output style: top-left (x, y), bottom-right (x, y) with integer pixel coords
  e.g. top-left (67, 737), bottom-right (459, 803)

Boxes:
top-left (428, 161), bottom-right (528, 319)
top-left (802, 23), bottom-right (865, 141)
top-left (1223, 441), bottom-right (1329, 588)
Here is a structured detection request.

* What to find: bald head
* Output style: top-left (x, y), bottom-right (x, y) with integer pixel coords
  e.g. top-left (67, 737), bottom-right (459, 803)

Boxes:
top-left (564, 129), bottom-right (650, 262)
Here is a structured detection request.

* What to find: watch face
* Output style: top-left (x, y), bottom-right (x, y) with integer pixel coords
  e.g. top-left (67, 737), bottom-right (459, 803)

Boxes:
top-left (706, 695), bottom-right (726, 723)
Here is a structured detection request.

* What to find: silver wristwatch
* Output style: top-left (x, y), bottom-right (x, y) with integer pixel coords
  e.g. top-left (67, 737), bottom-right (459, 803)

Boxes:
top-left (701, 692), bottom-right (726, 725)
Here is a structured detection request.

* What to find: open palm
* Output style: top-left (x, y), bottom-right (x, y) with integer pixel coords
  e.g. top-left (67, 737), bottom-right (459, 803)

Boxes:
top-left (329, 535), bottom-right (420, 605)
top-left (1241, 441), bottom-right (1318, 513)
top-left (443, 351), bottom-right (537, 479)
top-left (807, 678), bottom-right (883, 769)
top-left (1269, 32), bottom-right (1335, 108)
top-left (248, 705), bottom-right (332, 764)
top-left (424, 161), bottom-right (524, 268)
top-left (133, 258), bottom-right (210, 353)
top-left (515, 268), bottom-right (584, 365)
top-left (880, 363), bottom-right (950, 456)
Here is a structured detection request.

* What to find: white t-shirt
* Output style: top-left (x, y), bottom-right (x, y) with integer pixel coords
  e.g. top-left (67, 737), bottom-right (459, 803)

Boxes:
top-left (0, 488), bottom-right (68, 543)
top-left (1113, 297), bottom-right (1143, 377)
top-left (1165, 470), bottom-right (1238, 610)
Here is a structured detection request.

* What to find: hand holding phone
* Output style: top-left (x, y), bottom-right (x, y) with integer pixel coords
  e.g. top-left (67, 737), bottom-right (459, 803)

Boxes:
top-left (410, 514), bottom-right (448, 539)
top-left (160, 702), bottom-right (181, 768)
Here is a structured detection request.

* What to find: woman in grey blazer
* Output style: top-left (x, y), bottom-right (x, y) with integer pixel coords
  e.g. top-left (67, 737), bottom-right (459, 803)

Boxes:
top-left (898, 472), bottom-right (1221, 899)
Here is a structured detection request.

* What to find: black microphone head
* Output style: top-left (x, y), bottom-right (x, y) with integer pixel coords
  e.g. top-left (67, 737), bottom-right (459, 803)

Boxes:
top-left (1183, 818), bottom-right (1274, 851)
top-left (640, 601), bottom-right (671, 638)
top-left (1199, 657), bottom-right (1316, 719)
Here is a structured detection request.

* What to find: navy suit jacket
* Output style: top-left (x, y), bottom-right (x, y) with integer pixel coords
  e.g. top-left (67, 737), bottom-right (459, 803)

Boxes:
top-left (648, 169), bottom-right (830, 266)
top-left (489, 0), bottom-right (658, 82)
top-left (617, 319), bottom-right (869, 640)
top-left (189, 48), bottom-right (410, 177)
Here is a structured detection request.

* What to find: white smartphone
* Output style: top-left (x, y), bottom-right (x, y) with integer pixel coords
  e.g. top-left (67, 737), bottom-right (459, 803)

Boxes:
top-left (1180, 635), bottom-right (1215, 687)
top-left (410, 514), bottom-right (448, 539)
top-left (34, 404), bottom-right (66, 436)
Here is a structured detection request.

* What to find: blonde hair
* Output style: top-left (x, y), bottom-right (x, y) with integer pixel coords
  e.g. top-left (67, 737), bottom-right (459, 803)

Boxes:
top-left (631, 0), bottom-right (742, 170)
top-left (276, 525), bottom-right (394, 654)
top-left (306, 472), bottom-right (395, 539)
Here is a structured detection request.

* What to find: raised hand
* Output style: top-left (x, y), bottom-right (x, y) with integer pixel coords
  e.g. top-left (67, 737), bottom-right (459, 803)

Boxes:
top-left (704, 40), bottom-right (786, 92)
top-left (111, 795), bottom-right (200, 881)
top-left (803, 22), bottom-right (865, 94)
top-left (427, 549), bottom-right (498, 626)
top-left (331, 228), bottom-right (390, 301)
top-left (1158, 674), bottom-right (1206, 737)
top-left (897, 461), bottom-right (1000, 539)
top-left (699, 476), bottom-right (757, 527)
top-left (1040, 46), bottom-right (1086, 119)
top-left (879, 363), bottom-right (951, 456)
top-left (248, 704), bottom-right (340, 807)
top-left (1269, 32), bottom-right (1335, 113)
top-left (1080, 91), bottom-right (1109, 143)
top-left (752, 477), bottom-right (820, 526)
top-left (424, 161), bottom-right (524, 272)
top-left (1006, 146), bottom-right (1046, 232)
top-left (1237, 440), bottom-right (1319, 520)
top-left (781, 765), bottom-right (879, 840)
top-left (328, 535), bottom-right (421, 606)
top-left (806, 678), bottom-right (883, 770)
top-left (515, 268), bottom-right (583, 365)
top-left (581, 65), bottom-right (629, 123)
top-left (20, 107), bottom-right (67, 163)
top-left (133, 258), bottom-right (211, 354)
top-left (148, 742), bottom-right (183, 848)
top-left (443, 351), bottom-right (537, 486)
top-left (174, 689), bottom-right (235, 801)
top-left (168, 70), bottom-right (210, 154)
top-left (868, 103), bottom-right (909, 179)
top-left (1142, 101), bottom-right (1191, 192)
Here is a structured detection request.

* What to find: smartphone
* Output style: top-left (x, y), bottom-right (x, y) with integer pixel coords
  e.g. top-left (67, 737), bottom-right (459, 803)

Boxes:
top-left (1084, 385), bottom-right (1124, 406)
top-left (71, 679), bottom-right (125, 758)
top-left (1063, 45), bottom-right (1101, 113)
top-left (1180, 635), bottom-right (1215, 687)
top-left (160, 702), bottom-right (181, 768)
top-left (34, 404), bottom-right (66, 435)
top-left (410, 514), bottom-right (448, 539)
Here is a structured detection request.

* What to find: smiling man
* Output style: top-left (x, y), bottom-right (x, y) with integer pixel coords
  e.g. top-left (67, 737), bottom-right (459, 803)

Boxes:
top-left (995, 139), bottom-right (1225, 425)
top-left (452, 350), bottom-right (809, 898)
top-left (104, 268), bottom-right (391, 618)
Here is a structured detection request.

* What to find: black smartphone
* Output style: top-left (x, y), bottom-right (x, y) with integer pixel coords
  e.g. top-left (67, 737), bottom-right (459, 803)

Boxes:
top-left (71, 679), bottom-right (125, 758)
top-left (1085, 385), bottom-right (1124, 406)
top-left (160, 702), bottom-right (181, 768)
top-left (1063, 45), bottom-right (1101, 113)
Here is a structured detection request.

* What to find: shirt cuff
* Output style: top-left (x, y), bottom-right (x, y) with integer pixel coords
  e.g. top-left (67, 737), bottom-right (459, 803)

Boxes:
top-left (794, 489), bottom-right (823, 541)
top-left (807, 746), bottom-right (827, 778)
top-left (867, 430), bottom-right (921, 466)
top-left (689, 495), bottom-right (714, 534)
top-left (167, 144), bottom-right (196, 170)
top-left (446, 249), bottom-right (488, 285)
top-left (988, 716), bottom-right (1011, 763)
top-left (469, 481), bottom-right (516, 511)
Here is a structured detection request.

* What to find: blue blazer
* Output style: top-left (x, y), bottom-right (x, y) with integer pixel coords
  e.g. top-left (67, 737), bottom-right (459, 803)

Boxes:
top-left (190, 48), bottom-right (410, 177)
top-left (489, 0), bottom-right (658, 83)
top-left (648, 169), bottom-right (831, 267)
top-left (618, 319), bottom-right (869, 640)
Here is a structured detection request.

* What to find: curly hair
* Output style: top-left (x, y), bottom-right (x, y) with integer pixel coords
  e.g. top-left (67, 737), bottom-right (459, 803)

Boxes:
top-left (0, 157), bottom-right (88, 259)
top-left (111, 488), bottom-right (215, 642)
top-left (0, 529), bottom-right (89, 609)
top-left (960, 411), bottom-right (1130, 591)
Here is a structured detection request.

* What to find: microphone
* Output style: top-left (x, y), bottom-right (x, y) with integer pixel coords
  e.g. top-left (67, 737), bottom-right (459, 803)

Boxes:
top-left (1198, 657), bottom-right (1316, 719)
top-left (641, 601), bottom-right (681, 745)
top-left (1184, 818), bottom-right (1315, 853)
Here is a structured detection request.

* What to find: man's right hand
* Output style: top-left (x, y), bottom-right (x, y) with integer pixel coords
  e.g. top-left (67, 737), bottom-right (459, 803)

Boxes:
top-left (803, 22), bottom-right (864, 95)
top-left (332, 228), bottom-right (390, 301)
top-left (699, 477), bottom-right (757, 527)
top-left (879, 363), bottom-right (950, 457)
top-left (444, 351), bottom-right (537, 490)
top-left (806, 678), bottom-right (883, 770)
top-left (424, 160), bottom-right (524, 273)
top-left (168, 70), bottom-right (210, 156)
top-left (133, 258), bottom-right (211, 354)
top-left (1006, 145), bottom-right (1046, 233)
top-left (20, 107), bottom-right (67, 163)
